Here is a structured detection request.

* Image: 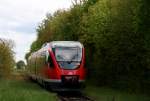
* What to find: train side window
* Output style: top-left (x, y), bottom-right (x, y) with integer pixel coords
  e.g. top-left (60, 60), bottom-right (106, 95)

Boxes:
top-left (47, 55), bottom-right (54, 68)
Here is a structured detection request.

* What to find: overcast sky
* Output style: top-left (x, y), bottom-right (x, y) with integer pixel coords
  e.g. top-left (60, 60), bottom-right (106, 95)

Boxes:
top-left (0, 0), bottom-right (72, 62)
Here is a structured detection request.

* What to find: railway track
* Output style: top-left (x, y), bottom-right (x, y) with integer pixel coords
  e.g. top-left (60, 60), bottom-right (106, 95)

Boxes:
top-left (57, 91), bottom-right (95, 101)
top-left (12, 73), bottom-right (94, 101)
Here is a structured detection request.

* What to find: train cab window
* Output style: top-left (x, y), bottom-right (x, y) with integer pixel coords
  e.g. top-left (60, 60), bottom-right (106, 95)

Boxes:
top-left (55, 47), bottom-right (82, 69)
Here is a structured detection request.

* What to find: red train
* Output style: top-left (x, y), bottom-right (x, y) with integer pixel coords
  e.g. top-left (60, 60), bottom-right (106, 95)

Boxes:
top-left (27, 41), bottom-right (86, 91)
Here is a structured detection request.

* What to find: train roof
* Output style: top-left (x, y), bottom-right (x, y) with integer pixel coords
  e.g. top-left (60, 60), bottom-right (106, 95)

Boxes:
top-left (28, 41), bottom-right (83, 60)
top-left (50, 41), bottom-right (83, 48)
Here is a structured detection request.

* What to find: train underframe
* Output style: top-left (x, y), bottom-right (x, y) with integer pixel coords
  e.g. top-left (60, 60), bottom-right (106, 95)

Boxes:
top-left (30, 74), bottom-right (85, 91)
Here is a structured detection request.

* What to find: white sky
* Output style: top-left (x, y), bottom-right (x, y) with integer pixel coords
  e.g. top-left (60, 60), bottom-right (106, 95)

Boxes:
top-left (0, 0), bottom-right (72, 62)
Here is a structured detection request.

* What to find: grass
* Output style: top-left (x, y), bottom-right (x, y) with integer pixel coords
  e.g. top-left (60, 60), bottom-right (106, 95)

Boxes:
top-left (0, 79), bottom-right (56, 101)
top-left (85, 85), bottom-right (150, 101)
top-left (1, 72), bottom-right (150, 101)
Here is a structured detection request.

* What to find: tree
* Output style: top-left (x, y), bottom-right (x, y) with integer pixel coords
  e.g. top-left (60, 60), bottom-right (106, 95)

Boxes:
top-left (16, 60), bottom-right (26, 69)
top-left (0, 39), bottom-right (15, 78)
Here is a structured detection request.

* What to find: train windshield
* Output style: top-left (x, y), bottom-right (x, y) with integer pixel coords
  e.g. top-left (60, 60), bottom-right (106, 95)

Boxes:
top-left (55, 47), bottom-right (82, 69)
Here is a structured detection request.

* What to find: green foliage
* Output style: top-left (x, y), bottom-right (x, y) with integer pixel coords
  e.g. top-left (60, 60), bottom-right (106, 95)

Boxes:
top-left (26, 0), bottom-right (150, 92)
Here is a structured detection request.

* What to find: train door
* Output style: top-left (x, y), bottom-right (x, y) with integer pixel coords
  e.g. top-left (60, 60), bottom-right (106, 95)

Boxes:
top-left (46, 50), bottom-right (57, 79)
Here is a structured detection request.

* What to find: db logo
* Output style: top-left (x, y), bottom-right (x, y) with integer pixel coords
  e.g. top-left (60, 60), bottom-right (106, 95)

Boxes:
top-left (68, 72), bottom-right (73, 75)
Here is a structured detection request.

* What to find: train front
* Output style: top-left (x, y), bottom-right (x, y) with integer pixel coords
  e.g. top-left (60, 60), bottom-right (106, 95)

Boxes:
top-left (50, 41), bottom-right (86, 91)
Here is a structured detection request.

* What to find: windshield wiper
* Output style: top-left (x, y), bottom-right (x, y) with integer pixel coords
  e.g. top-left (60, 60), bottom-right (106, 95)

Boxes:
top-left (67, 54), bottom-right (79, 64)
